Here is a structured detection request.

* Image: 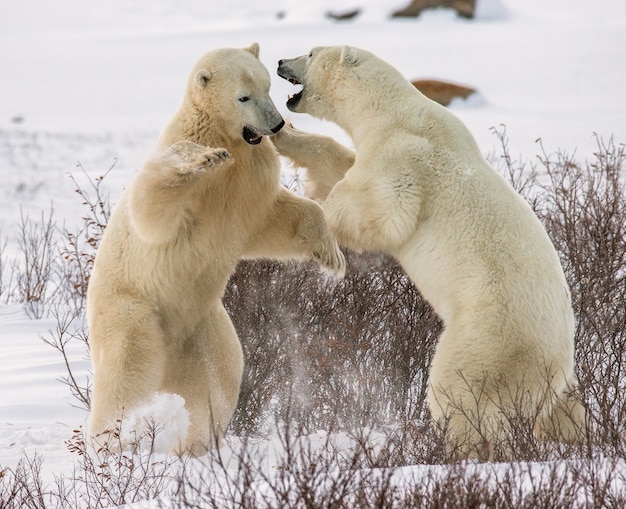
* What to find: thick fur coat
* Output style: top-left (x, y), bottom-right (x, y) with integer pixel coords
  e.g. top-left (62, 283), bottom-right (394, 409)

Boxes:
top-left (87, 44), bottom-right (345, 455)
top-left (273, 45), bottom-right (585, 460)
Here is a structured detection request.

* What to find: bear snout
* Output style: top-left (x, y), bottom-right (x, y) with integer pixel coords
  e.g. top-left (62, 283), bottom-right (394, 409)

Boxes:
top-left (272, 119), bottom-right (286, 134)
top-left (277, 60), bottom-right (301, 85)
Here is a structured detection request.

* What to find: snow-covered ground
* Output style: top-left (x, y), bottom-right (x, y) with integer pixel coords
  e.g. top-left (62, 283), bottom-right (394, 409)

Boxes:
top-left (0, 0), bottom-right (624, 504)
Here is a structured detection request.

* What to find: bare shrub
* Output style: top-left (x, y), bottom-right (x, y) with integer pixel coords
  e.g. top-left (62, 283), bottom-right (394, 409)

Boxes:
top-left (15, 206), bottom-right (60, 318)
top-left (39, 306), bottom-right (91, 411)
top-left (0, 230), bottom-right (17, 303)
top-left (171, 423), bottom-right (397, 508)
top-left (34, 162), bottom-right (113, 413)
top-left (166, 421), bottom-right (626, 508)
top-left (225, 251), bottom-right (441, 436)
top-left (58, 162), bottom-right (113, 314)
top-left (2, 429), bottom-right (624, 508)
top-left (4, 134), bottom-right (626, 507)
top-left (54, 423), bottom-right (178, 509)
top-left (490, 130), bottom-right (626, 459)
top-left (537, 137), bottom-right (626, 457)
top-left (0, 455), bottom-right (47, 509)
top-left (226, 131), bottom-right (626, 465)
top-left (0, 160), bottom-right (111, 318)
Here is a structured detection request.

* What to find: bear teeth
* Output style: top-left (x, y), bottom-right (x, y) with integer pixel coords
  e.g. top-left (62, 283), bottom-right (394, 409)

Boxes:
top-left (243, 126), bottom-right (263, 145)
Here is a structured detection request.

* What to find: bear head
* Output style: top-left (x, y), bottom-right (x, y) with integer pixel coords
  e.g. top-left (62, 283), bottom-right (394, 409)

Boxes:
top-left (277, 45), bottom-right (371, 123)
top-left (189, 43), bottom-right (285, 145)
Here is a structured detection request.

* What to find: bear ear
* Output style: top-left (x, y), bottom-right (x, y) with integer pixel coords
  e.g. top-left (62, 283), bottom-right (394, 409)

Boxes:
top-left (194, 69), bottom-right (212, 88)
top-left (245, 42), bottom-right (260, 59)
top-left (340, 45), bottom-right (358, 65)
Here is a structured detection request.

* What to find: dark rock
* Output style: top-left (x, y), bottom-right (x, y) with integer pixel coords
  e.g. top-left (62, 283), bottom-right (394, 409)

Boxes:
top-left (392, 0), bottom-right (476, 19)
top-left (411, 79), bottom-right (477, 106)
top-left (326, 8), bottom-right (362, 21)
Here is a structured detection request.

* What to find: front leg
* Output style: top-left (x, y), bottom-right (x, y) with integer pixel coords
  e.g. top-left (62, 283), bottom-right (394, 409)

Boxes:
top-left (244, 188), bottom-right (346, 277)
top-left (271, 124), bottom-right (355, 202)
top-left (151, 140), bottom-right (232, 185)
top-left (129, 141), bottom-right (233, 244)
top-left (323, 162), bottom-right (423, 253)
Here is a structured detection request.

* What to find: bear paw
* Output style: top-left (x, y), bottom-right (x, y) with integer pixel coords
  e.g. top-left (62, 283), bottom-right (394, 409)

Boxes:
top-left (160, 141), bottom-right (233, 177)
top-left (193, 148), bottom-right (232, 173)
top-left (313, 236), bottom-right (346, 278)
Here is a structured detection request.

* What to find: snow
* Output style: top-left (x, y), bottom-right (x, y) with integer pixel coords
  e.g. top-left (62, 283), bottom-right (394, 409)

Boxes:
top-left (117, 393), bottom-right (190, 454)
top-left (0, 305), bottom-right (84, 475)
top-left (0, 0), bottom-right (624, 504)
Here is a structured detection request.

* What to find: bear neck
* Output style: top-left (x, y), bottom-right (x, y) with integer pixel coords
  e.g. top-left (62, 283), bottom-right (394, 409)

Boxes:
top-left (331, 76), bottom-right (422, 145)
top-left (334, 99), bottom-right (409, 146)
top-left (173, 100), bottom-right (232, 149)
top-left (336, 86), bottom-right (466, 151)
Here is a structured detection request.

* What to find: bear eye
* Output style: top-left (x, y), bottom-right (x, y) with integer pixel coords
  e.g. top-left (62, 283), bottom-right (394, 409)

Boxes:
top-left (238, 96), bottom-right (250, 103)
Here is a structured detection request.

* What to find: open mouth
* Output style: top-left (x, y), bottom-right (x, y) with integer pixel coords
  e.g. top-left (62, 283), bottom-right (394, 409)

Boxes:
top-left (287, 82), bottom-right (304, 110)
top-left (277, 66), bottom-right (304, 111)
top-left (243, 126), bottom-right (263, 145)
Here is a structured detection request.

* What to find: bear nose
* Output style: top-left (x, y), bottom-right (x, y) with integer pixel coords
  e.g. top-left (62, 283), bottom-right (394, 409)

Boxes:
top-left (272, 119), bottom-right (285, 134)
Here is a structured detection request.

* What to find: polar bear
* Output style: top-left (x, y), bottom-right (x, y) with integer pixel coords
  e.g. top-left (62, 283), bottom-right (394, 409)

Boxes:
top-left (272, 45), bottom-right (585, 460)
top-left (87, 44), bottom-right (345, 456)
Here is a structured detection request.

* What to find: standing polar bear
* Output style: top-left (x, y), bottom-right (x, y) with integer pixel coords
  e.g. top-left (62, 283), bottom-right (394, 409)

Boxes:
top-left (87, 44), bottom-right (345, 456)
top-left (273, 45), bottom-right (585, 460)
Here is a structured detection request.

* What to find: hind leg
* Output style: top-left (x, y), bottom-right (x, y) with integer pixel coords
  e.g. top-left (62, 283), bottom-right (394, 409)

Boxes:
top-left (429, 343), bottom-right (581, 461)
top-left (535, 378), bottom-right (586, 443)
top-left (427, 327), bottom-right (505, 461)
top-left (428, 372), bottom-right (504, 462)
top-left (88, 298), bottom-right (167, 444)
top-left (162, 305), bottom-right (244, 456)
top-left (427, 327), bottom-right (550, 462)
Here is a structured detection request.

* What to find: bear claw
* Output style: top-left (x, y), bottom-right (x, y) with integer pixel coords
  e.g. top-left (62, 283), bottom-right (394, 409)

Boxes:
top-left (196, 149), bottom-right (232, 171)
top-left (315, 244), bottom-right (346, 278)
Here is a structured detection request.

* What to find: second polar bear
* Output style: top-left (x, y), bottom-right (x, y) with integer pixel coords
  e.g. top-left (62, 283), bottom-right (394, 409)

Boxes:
top-left (87, 44), bottom-right (345, 456)
top-left (273, 45), bottom-right (585, 460)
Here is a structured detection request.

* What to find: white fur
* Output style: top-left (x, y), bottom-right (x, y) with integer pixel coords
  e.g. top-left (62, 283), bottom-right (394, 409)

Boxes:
top-left (87, 45), bottom-right (345, 456)
top-left (273, 45), bottom-right (585, 460)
